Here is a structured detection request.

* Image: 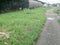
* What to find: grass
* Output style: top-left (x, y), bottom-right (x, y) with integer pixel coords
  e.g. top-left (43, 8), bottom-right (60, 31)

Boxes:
top-left (54, 8), bottom-right (60, 24)
top-left (54, 9), bottom-right (60, 14)
top-left (58, 19), bottom-right (60, 23)
top-left (0, 7), bottom-right (47, 45)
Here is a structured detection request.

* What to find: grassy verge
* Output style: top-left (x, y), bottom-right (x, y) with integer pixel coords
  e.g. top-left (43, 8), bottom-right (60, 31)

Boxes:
top-left (54, 8), bottom-right (60, 24)
top-left (54, 9), bottom-right (60, 14)
top-left (0, 7), bottom-right (47, 45)
top-left (58, 19), bottom-right (60, 23)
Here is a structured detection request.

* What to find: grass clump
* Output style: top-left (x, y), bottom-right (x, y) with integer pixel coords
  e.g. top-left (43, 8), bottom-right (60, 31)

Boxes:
top-left (54, 8), bottom-right (60, 24)
top-left (58, 19), bottom-right (60, 23)
top-left (54, 9), bottom-right (60, 14)
top-left (0, 7), bottom-right (47, 45)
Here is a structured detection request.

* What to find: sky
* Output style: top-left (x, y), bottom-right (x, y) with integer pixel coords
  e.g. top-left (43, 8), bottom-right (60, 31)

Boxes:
top-left (39, 0), bottom-right (60, 4)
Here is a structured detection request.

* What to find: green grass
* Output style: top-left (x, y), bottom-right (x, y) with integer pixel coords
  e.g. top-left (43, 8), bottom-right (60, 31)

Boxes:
top-left (58, 19), bottom-right (60, 23)
top-left (54, 8), bottom-right (60, 24)
top-left (54, 9), bottom-right (60, 14)
top-left (0, 7), bottom-right (47, 45)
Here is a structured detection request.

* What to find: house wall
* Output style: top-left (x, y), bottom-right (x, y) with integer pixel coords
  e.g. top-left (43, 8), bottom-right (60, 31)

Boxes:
top-left (28, 0), bottom-right (43, 8)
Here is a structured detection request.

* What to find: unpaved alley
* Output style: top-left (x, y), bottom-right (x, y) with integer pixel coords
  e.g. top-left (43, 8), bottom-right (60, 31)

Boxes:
top-left (36, 8), bottom-right (60, 45)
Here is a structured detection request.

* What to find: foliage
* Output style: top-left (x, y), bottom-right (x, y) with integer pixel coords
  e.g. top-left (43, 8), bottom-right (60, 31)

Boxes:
top-left (0, 7), bottom-right (47, 45)
top-left (58, 19), bottom-right (60, 23)
top-left (54, 9), bottom-right (60, 14)
top-left (54, 8), bottom-right (60, 24)
top-left (0, 0), bottom-right (23, 12)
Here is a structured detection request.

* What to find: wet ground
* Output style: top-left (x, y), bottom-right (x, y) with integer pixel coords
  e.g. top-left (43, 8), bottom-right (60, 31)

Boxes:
top-left (36, 8), bottom-right (60, 45)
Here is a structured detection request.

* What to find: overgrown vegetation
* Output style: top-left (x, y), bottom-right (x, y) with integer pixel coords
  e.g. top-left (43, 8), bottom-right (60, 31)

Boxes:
top-left (54, 8), bottom-right (60, 23)
top-left (58, 17), bottom-right (60, 24)
top-left (54, 9), bottom-right (60, 14)
top-left (0, 7), bottom-right (47, 45)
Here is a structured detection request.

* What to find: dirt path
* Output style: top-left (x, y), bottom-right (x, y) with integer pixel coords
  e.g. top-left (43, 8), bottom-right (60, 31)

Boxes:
top-left (36, 8), bottom-right (60, 45)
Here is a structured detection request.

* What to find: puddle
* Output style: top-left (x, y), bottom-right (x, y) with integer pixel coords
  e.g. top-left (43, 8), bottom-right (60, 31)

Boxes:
top-left (47, 17), bottom-right (55, 21)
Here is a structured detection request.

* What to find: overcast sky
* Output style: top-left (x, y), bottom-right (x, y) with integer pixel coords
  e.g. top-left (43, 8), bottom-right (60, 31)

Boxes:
top-left (39, 0), bottom-right (60, 4)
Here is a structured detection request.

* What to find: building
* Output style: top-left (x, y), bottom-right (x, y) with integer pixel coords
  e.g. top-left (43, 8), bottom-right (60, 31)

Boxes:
top-left (57, 3), bottom-right (60, 7)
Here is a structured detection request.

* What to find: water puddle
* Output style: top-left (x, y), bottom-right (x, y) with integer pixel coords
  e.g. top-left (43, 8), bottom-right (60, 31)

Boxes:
top-left (47, 17), bottom-right (55, 21)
